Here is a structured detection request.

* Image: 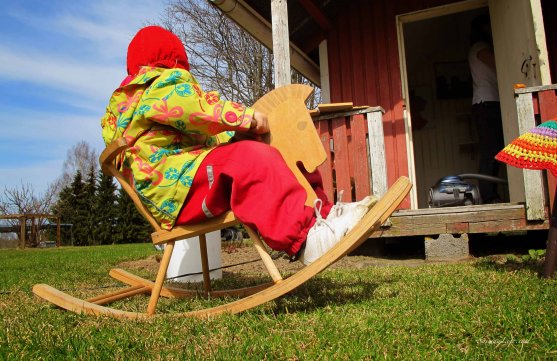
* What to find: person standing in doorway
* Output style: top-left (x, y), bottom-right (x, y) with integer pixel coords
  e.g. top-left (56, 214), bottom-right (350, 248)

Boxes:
top-left (468, 14), bottom-right (504, 203)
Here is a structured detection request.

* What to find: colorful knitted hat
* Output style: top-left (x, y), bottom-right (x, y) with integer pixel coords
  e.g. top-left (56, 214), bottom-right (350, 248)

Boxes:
top-left (495, 120), bottom-right (557, 176)
top-left (126, 25), bottom-right (190, 76)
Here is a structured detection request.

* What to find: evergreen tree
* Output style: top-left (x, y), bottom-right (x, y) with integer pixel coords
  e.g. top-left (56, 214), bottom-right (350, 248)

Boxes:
top-left (52, 171), bottom-right (88, 245)
top-left (70, 171), bottom-right (90, 246)
top-left (95, 170), bottom-right (119, 245)
top-left (117, 187), bottom-right (151, 243)
top-left (52, 181), bottom-right (75, 246)
top-left (83, 166), bottom-right (97, 245)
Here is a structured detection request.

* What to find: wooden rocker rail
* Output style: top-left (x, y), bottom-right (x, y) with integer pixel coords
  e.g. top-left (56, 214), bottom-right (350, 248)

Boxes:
top-left (33, 176), bottom-right (411, 319)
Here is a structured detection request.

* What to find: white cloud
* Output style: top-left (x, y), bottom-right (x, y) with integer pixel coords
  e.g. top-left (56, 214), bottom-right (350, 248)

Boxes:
top-left (0, 108), bottom-right (104, 149)
top-left (0, 108), bottom-right (106, 194)
top-left (6, 0), bottom-right (165, 61)
top-left (0, 159), bottom-right (64, 194)
top-left (0, 0), bottom-right (166, 104)
top-left (0, 45), bottom-right (121, 108)
top-left (0, 0), bottom-right (167, 194)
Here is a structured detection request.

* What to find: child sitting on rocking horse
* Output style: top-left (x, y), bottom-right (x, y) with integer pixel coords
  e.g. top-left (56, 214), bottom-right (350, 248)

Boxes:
top-left (100, 26), bottom-right (375, 265)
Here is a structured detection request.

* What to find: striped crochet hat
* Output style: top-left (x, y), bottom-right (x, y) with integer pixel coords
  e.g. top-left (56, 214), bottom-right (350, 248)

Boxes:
top-left (495, 120), bottom-right (557, 176)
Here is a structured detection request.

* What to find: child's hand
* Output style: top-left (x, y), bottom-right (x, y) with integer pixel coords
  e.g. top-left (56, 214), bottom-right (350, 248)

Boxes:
top-left (250, 111), bottom-right (270, 134)
top-left (231, 110), bottom-right (269, 143)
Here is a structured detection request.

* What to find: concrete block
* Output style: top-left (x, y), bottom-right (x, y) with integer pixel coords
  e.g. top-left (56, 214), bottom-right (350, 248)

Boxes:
top-left (425, 233), bottom-right (469, 261)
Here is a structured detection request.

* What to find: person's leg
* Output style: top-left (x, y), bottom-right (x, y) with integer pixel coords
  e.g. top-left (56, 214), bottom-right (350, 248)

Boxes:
top-left (473, 102), bottom-right (504, 202)
top-left (177, 141), bottom-right (321, 255)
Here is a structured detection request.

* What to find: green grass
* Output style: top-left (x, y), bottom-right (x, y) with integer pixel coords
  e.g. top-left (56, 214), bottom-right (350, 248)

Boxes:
top-left (1, 244), bottom-right (556, 360)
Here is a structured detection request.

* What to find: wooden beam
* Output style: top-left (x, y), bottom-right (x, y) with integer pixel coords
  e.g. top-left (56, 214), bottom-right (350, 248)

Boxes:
top-left (371, 204), bottom-right (549, 238)
top-left (0, 213), bottom-right (59, 219)
top-left (298, 0), bottom-right (332, 31)
top-left (272, 0), bottom-right (291, 87)
top-left (208, 0), bottom-right (321, 86)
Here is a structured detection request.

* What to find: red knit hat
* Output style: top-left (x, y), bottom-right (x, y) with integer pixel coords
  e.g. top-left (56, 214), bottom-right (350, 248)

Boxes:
top-left (126, 25), bottom-right (190, 76)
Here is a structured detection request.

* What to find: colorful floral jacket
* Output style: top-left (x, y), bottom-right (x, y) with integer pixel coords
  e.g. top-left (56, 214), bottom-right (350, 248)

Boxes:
top-left (101, 67), bottom-right (254, 230)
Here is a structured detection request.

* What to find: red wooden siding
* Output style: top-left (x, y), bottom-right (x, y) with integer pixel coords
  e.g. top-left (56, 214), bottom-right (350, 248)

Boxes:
top-left (325, 0), bottom-right (459, 209)
top-left (314, 113), bottom-right (372, 203)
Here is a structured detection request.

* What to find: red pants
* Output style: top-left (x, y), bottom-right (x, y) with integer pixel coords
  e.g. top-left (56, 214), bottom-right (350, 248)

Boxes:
top-left (176, 141), bottom-right (331, 255)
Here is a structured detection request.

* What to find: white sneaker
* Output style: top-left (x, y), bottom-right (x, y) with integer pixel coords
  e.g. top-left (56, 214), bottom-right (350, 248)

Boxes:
top-left (326, 191), bottom-right (377, 234)
top-left (299, 199), bottom-right (341, 266)
top-left (300, 196), bottom-right (375, 266)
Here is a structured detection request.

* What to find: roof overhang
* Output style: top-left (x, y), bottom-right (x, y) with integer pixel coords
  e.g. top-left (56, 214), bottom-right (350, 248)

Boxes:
top-left (209, 0), bottom-right (322, 86)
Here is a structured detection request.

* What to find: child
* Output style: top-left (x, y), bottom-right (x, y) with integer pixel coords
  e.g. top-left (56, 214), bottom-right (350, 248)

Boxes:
top-left (101, 26), bottom-right (375, 265)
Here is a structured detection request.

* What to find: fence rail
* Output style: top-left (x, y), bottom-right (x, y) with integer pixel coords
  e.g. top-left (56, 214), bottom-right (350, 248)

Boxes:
top-left (0, 214), bottom-right (61, 248)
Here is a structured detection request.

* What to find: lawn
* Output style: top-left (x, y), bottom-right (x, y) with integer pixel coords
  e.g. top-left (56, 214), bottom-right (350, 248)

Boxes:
top-left (0, 243), bottom-right (556, 360)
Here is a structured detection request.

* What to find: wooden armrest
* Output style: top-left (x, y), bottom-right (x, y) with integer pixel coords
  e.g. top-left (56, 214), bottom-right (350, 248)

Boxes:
top-left (99, 138), bottom-right (128, 174)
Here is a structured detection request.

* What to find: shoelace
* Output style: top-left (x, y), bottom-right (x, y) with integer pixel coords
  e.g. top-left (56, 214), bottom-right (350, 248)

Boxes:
top-left (290, 198), bottom-right (336, 263)
top-left (313, 198), bottom-right (335, 234)
top-left (331, 190), bottom-right (345, 217)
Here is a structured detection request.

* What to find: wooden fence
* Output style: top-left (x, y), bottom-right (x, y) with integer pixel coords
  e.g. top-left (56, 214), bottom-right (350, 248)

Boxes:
top-left (312, 105), bottom-right (387, 203)
top-left (0, 214), bottom-right (61, 249)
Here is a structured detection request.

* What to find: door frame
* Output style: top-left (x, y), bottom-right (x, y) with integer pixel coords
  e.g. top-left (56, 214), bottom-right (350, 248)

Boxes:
top-left (396, 0), bottom-right (489, 209)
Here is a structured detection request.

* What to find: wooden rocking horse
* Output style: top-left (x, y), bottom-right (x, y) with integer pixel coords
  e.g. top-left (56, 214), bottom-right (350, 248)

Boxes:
top-left (32, 84), bottom-right (412, 319)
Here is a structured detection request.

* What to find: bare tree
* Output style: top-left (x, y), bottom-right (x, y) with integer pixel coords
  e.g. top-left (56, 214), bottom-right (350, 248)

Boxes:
top-left (54, 140), bottom-right (99, 193)
top-left (0, 182), bottom-right (57, 246)
top-left (163, 0), bottom-right (274, 105)
top-left (162, 0), bottom-right (319, 107)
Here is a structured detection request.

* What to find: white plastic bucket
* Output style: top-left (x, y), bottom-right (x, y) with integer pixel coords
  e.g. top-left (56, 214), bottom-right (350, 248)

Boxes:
top-left (166, 231), bottom-right (222, 283)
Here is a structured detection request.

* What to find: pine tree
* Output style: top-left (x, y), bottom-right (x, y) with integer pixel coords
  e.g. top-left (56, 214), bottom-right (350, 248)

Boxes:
top-left (52, 171), bottom-right (87, 245)
top-left (83, 166), bottom-right (97, 245)
top-left (117, 187), bottom-right (151, 243)
top-left (95, 170), bottom-right (119, 245)
top-left (52, 181), bottom-right (75, 246)
top-left (70, 171), bottom-right (90, 246)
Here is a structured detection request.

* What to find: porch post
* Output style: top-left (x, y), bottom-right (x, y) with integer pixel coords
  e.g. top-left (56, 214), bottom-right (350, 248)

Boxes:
top-left (366, 108), bottom-right (388, 198)
top-left (515, 90), bottom-right (545, 220)
top-left (271, 0), bottom-right (291, 87)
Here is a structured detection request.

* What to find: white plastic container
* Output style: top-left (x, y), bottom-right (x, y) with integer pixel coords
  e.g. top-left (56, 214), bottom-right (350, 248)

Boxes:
top-left (166, 231), bottom-right (222, 283)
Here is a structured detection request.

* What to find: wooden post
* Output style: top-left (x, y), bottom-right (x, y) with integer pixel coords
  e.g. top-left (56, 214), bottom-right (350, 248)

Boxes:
top-left (30, 216), bottom-right (36, 247)
top-left (19, 216), bottom-right (25, 249)
top-left (56, 216), bottom-right (61, 247)
top-left (366, 108), bottom-right (388, 198)
top-left (199, 234), bottom-right (212, 295)
top-left (515, 91), bottom-right (545, 220)
top-left (271, 0), bottom-right (291, 87)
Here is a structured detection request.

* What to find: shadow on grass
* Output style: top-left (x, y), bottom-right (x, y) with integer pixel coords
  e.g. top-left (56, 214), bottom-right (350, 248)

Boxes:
top-left (161, 270), bottom-right (401, 315)
top-left (473, 255), bottom-right (545, 276)
top-left (270, 275), bottom-right (400, 315)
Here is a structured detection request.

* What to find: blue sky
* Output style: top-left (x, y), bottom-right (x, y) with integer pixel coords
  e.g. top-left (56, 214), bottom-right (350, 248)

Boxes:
top-left (0, 0), bottom-right (167, 194)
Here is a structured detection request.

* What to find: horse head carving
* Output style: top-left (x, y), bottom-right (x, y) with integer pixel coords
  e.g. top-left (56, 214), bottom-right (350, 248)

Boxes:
top-left (253, 84), bottom-right (327, 206)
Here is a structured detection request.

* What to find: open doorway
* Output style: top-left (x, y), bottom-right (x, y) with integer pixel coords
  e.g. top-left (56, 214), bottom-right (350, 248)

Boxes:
top-left (400, 6), bottom-right (508, 208)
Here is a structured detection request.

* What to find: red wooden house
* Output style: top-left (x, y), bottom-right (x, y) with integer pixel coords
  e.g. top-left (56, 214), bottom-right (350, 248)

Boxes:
top-left (210, 0), bottom-right (557, 258)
